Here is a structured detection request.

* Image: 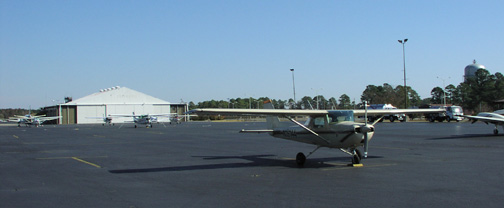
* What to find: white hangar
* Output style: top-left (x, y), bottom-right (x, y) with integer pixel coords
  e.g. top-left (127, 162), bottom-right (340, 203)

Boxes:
top-left (44, 86), bottom-right (187, 124)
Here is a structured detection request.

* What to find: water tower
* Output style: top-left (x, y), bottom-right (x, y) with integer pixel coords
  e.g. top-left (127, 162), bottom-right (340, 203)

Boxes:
top-left (464, 60), bottom-right (486, 81)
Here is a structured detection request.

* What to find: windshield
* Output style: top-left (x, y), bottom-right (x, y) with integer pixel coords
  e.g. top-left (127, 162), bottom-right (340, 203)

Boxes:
top-left (328, 110), bottom-right (354, 123)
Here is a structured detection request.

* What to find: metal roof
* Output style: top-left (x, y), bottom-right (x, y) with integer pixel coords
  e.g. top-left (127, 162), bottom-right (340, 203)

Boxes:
top-left (62, 87), bottom-right (170, 105)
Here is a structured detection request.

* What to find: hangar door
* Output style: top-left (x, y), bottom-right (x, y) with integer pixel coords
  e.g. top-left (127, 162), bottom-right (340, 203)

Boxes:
top-left (77, 105), bottom-right (106, 124)
top-left (61, 105), bottom-right (77, 124)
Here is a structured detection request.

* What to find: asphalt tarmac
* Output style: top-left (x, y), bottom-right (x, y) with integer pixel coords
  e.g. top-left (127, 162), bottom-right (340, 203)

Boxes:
top-left (1, 121), bottom-right (503, 208)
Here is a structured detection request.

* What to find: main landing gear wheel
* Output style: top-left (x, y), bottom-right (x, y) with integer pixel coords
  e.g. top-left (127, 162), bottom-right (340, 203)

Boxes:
top-left (494, 129), bottom-right (499, 135)
top-left (352, 149), bottom-right (362, 164)
top-left (296, 152), bottom-right (306, 167)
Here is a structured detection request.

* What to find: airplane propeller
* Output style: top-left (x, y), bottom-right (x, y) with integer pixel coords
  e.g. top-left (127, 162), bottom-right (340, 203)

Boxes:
top-left (360, 102), bottom-right (383, 158)
top-left (363, 101), bottom-right (369, 158)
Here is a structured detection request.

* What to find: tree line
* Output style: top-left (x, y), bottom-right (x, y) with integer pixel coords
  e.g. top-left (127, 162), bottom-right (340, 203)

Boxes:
top-left (430, 68), bottom-right (503, 112)
top-left (0, 109), bottom-right (40, 120)
top-left (190, 69), bottom-right (503, 113)
top-left (188, 94), bottom-right (359, 111)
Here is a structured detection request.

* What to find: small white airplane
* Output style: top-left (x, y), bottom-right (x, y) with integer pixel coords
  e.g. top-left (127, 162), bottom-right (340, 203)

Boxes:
top-left (9, 114), bottom-right (61, 127)
top-left (169, 114), bottom-right (196, 124)
top-left (109, 112), bottom-right (172, 128)
top-left (463, 109), bottom-right (504, 135)
top-left (170, 115), bottom-right (182, 124)
top-left (189, 100), bottom-right (444, 166)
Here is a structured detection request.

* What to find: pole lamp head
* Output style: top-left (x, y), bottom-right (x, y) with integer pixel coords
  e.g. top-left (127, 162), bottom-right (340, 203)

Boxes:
top-left (290, 68), bottom-right (294, 72)
top-left (398, 39), bottom-right (408, 44)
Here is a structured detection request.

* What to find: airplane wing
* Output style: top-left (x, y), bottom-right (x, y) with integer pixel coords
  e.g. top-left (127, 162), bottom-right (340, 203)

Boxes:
top-left (189, 108), bottom-right (444, 116)
top-left (463, 115), bottom-right (504, 125)
top-left (188, 108), bottom-right (329, 116)
top-left (353, 109), bottom-right (445, 116)
top-left (37, 116), bottom-right (61, 122)
top-left (109, 113), bottom-right (175, 117)
top-left (151, 113), bottom-right (176, 117)
top-left (109, 114), bottom-right (136, 117)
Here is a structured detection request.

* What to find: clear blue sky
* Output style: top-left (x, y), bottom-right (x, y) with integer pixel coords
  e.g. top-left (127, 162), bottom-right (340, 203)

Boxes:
top-left (1, 0), bottom-right (502, 109)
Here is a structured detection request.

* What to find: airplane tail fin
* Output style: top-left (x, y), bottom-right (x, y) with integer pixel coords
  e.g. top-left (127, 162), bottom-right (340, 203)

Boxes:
top-left (263, 100), bottom-right (279, 129)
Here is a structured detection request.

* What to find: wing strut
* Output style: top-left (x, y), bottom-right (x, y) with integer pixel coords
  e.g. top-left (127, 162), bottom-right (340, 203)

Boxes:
top-left (285, 117), bottom-right (331, 145)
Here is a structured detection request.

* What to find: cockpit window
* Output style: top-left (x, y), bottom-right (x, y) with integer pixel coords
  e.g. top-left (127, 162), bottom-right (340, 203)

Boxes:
top-left (328, 110), bottom-right (354, 123)
top-left (313, 117), bottom-right (326, 128)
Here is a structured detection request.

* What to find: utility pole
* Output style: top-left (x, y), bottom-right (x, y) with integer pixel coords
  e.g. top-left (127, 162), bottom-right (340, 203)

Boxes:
top-left (290, 68), bottom-right (296, 108)
top-left (398, 38), bottom-right (408, 109)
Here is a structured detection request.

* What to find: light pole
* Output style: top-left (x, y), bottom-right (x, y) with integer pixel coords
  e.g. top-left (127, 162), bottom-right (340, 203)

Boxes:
top-left (311, 88), bottom-right (322, 109)
top-left (290, 68), bottom-right (296, 108)
top-left (437, 76), bottom-right (450, 106)
top-left (398, 38), bottom-right (408, 109)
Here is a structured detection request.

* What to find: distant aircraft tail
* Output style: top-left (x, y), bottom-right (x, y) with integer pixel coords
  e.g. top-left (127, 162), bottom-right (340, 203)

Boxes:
top-left (263, 100), bottom-right (280, 129)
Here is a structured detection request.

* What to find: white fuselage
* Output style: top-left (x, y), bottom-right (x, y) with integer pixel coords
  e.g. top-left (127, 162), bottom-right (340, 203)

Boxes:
top-left (270, 121), bottom-right (373, 149)
top-left (133, 116), bottom-right (157, 125)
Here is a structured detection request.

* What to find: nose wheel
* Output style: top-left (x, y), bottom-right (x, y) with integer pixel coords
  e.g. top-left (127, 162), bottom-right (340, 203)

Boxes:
top-left (352, 149), bottom-right (362, 165)
top-left (296, 152), bottom-right (306, 166)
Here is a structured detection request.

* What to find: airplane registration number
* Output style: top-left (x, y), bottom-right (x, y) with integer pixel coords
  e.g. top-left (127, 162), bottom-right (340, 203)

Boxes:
top-left (281, 130), bottom-right (297, 137)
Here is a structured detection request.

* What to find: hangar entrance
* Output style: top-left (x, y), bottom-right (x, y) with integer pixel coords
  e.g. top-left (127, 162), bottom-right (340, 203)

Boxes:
top-left (61, 105), bottom-right (77, 124)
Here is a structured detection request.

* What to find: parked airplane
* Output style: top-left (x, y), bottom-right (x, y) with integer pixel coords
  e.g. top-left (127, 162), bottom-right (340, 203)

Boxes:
top-left (109, 113), bottom-right (172, 128)
top-left (189, 100), bottom-right (444, 166)
top-left (463, 109), bottom-right (504, 135)
top-left (9, 114), bottom-right (61, 127)
top-left (170, 115), bottom-right (182, 124)
top-left (169, 114), bottom-right (196, 124)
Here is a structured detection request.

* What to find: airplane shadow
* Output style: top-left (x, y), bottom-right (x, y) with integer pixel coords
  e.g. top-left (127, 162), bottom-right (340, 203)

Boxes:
top-left (108, 154), bottom-right (379, 174)
top-left (428, 133), bottom-right (502, 140)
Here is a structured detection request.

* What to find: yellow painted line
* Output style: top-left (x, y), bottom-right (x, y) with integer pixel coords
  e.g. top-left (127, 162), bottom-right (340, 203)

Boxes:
top-left (36, 156), bottom-right (108, 160)
top-left (13, 135), bottom-right (19, 139)
top-left (36, 156), bottom-right (73, 160)
top-left (322, 163), bottom-right (397, 171)
top-left (71, 157), bottom-right (102, 168)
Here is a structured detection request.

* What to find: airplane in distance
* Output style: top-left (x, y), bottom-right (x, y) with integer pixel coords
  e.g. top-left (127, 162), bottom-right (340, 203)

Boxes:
top-left (109, 112), bottom-right (173, 128)
top-left (463, 109), bottom-right (504, 135)
top-left (170, 115), bottom-right (182, 124)
top-left (9, 114), bottom-right (61, 127)
top-left (169, 114), bottom-right (197, 124)
top-left (189, 100), bottom-right (445, 166)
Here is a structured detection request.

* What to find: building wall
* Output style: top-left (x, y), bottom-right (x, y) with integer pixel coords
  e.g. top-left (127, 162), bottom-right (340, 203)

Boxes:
top-left (74, 104), bottom-right (172, 124)
top-left (48, 103), bottom-right (182, 124)
top-left (76, 105), bottom-right (107, 124)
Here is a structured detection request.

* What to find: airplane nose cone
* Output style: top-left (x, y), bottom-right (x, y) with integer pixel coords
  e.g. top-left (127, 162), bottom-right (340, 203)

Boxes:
top-left (356, 124), bottom-right (374, 133)
top-left (361, 124), bottom-right (374, 133)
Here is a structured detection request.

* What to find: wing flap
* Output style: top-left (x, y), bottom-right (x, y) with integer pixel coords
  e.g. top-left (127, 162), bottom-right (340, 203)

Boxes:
top-left (463, 115), bottom-right (504, 124)
top-left (353, 109), bottom-right (445, 116)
